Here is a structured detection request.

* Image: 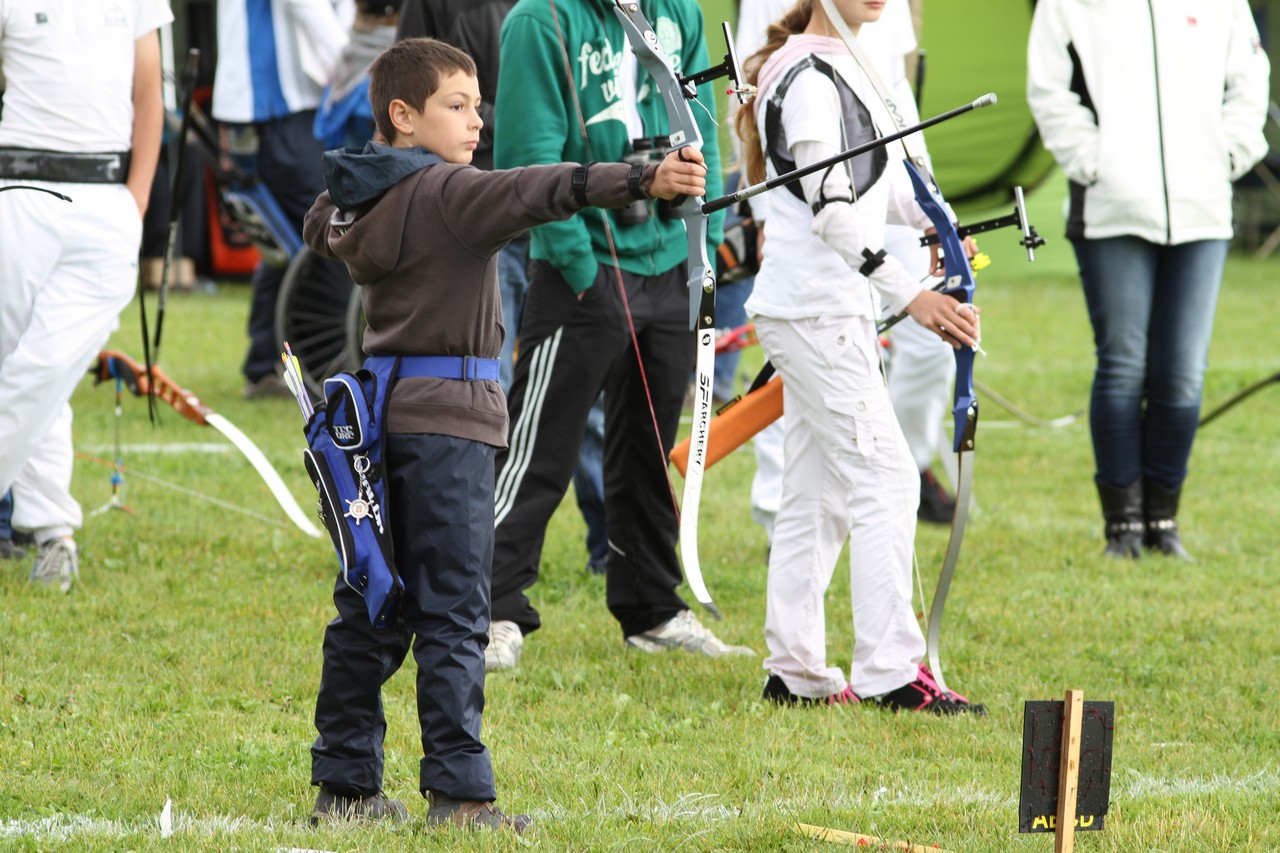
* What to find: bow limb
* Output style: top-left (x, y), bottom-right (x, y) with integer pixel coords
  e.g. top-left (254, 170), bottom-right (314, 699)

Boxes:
top-left (902, 161), bottom-right (977, 697)
top-left (612, 1), bottom-right (736, 618)
top-left (91, 350), bottom-right (323, 538)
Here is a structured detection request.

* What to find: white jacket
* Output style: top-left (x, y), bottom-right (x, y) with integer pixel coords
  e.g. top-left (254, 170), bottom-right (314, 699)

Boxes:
top-left (1027, 0), bottom-right (1270, 244)
top-left (212, 0), bottom-right (355, 124)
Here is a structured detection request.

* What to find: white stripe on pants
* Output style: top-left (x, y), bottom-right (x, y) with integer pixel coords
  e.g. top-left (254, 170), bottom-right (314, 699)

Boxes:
top-left (755, 314), bottom-right (924, 699)
top-left (0, 180), bottom-right (142, 539)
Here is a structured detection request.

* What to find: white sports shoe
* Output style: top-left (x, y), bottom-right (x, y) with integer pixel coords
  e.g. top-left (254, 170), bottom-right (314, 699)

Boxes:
top-left (485, 620), bottom-right (524, 672)
top-left (30, 538), bottom-right (78, 593)
top-left (625, 610), bottom-right (755, 657)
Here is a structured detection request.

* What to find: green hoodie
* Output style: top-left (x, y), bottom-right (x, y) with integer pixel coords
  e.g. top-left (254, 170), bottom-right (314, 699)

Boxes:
top-left (494, 0), bottom-right (724, 293)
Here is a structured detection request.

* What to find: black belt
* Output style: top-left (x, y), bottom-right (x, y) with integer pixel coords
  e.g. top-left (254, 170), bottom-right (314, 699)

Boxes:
top-left (0, 148), bottom-right (131, 184)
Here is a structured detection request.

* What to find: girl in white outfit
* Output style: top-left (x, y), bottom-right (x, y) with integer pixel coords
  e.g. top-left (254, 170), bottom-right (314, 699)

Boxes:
top-left (735, 0), bottom-right (984, 713)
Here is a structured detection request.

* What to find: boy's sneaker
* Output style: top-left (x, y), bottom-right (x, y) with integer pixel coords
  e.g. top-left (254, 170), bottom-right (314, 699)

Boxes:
top-left (0, 537), bottom-right (26, 561)
top-left (865, 666), bottom-right (987, 717)
top-left (762, 674), bottom-right (859, 707)
top-left (625, 609), bottom-right (755, 657)
top-left (425, 792), bottom-right (532, 834)
top-left (30, 538), bottom-right (78, 593)
top-left (309, 784), bottom-right (409, 825)
top-left (485, 620), bottom-right (523, 672)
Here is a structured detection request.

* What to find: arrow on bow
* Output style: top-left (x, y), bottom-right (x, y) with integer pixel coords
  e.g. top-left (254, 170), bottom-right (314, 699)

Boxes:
top-left (88, 350), bottom-right (322, 538)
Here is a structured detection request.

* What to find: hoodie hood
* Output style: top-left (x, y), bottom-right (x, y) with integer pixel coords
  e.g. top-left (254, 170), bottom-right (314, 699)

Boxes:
top-left (322, 141), bottom-right (446, 211)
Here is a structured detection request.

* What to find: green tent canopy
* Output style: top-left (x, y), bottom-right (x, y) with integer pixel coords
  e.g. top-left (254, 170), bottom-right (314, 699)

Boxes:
top-left (918, 0), bottom-right (1057, 210)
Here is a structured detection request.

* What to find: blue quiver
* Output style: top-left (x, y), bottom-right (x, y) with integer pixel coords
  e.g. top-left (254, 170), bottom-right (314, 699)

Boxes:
top-left (301, 361), bottom-right (403, 630)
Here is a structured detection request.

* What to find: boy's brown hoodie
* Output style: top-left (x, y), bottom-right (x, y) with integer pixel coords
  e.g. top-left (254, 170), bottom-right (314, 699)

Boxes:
top-left (303, 143), bottom-right (654, 447)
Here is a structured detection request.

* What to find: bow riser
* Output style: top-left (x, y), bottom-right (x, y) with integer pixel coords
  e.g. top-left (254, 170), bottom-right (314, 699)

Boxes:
top-left (610, 0), bottom-right (738, 616)
top-left (903, 159), bottom-right (979, 453)
top-left (612, 2), bottom-right (713, 331)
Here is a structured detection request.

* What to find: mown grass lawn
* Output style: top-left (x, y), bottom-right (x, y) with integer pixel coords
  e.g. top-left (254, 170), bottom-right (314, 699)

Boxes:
top-left (3, 131), bottom-right (1279, 853)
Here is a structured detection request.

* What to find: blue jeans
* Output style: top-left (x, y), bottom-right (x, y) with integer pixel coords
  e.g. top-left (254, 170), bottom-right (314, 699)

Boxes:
top-left (1072, 236), bottom-right (1228, 491)
top-left (573, 394), bottom-right (608, 566)
top-left (0, 489), bottom-right (13, 539)
top-left (497, 236), bottom-right (530, 393)
top-left (713, 276), bottom-right (753, 401)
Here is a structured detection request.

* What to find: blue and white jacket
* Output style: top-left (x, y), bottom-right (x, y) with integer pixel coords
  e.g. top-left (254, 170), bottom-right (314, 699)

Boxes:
top-left (212, 0), bottom-right (354, 124)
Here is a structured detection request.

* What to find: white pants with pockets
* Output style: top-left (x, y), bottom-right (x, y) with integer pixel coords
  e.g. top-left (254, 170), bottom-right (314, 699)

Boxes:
top-left (755, 313), bottom-right (925, 699)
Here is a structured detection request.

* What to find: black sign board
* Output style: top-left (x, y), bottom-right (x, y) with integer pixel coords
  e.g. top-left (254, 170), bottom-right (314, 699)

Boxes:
top-left (1019, 700), bottom-right (1114, 833)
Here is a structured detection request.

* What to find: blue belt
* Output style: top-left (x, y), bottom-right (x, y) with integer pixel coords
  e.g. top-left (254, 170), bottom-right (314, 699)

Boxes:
top-left (366, 355), bottom-right (501, 382)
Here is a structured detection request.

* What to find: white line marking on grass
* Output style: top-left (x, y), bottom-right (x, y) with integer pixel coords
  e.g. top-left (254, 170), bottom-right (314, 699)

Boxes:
top-left (8, 770), bottom-right (1280, 842)
top-left (1121, 768), bottom-right (1280, 797)
top-left (81, 442), bottom-right (233, 455)
top-left (1, 814), bottom-right (278, 842)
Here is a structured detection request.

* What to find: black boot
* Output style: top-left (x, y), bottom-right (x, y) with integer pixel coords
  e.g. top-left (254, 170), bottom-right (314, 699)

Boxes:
top-left (1096, 480), bottom-right (1143, 559)
top-left (1143, 479), bottom-right (1193, 561)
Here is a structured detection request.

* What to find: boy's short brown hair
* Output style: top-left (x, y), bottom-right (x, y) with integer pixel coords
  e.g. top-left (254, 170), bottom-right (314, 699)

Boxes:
top-left (368, 37), bottom-right (478, 144)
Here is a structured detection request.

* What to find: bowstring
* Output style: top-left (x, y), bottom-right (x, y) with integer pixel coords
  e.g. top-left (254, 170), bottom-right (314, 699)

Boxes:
top-left (547, 0), bottom-right (682, 520)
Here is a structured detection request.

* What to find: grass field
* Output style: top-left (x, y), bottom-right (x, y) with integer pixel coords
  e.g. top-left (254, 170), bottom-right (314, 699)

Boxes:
top-left (3, 169), bottom-right (1279, 851)
top-left (4, 6), bottom-right (1280, 845)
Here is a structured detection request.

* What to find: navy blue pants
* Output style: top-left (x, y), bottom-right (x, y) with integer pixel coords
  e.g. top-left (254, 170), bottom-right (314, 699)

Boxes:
top-left (311, 433), bottom-right (496, 801)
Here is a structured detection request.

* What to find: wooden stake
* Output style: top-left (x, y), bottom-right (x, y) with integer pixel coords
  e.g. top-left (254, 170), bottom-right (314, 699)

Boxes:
top-left (795, 823), bottom-right (956, 852)
top-left (1055, 689), bottom-right (1085, 853)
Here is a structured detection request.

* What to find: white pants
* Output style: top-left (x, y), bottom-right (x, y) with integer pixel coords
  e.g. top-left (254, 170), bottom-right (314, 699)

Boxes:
top-left (0, 180), bottom-right (142, 540)
top-left (755, 314), bottom-right (924, 699)
top-left (750, 226), bottom-right (955, 538)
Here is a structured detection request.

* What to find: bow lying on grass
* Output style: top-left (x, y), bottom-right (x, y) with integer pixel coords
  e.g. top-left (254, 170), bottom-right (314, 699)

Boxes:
top-left (89, 350), bottom-right (321, 538)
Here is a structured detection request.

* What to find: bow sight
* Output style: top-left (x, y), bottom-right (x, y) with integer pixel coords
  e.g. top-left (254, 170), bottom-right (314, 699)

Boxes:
top-left (919, 184), bottom-right (1046, 261)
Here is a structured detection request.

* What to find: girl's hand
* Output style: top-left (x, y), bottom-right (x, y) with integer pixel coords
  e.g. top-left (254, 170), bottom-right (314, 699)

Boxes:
top-left (923, 227), bottom-right (980, 277)
top-left (649, 147), bottom-right (707, 200)
top-left (905, 289), bottom-right (982, 350)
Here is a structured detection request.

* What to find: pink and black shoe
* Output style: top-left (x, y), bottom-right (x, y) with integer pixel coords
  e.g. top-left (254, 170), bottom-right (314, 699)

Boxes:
top-left (865, 665), bottom-right (987, 716)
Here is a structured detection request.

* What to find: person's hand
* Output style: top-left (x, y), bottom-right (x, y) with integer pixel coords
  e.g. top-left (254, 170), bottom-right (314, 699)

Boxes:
top-left (923, 227), bottom-right (979, 277)
top-left (905, 289), bottom-right (982, 350)
top-left (648, 147), bottom-right (707, 200)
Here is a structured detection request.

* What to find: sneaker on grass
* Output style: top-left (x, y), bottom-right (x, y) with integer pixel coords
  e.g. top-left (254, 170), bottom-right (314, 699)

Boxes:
top-left (425, 792), bottom-right (532, 833)
top-left (762, 674), bottom-right (859, 706)
top-left (625, 609), bottom-right (755, 657)
top-left (864, 665), bottom-right (987, 716)
top-left (309, 784), bottom-right (408, 825)
top-left (30, 538), bottom-right (77, 593)
top-left (485, 619), bottom-right (523, 672)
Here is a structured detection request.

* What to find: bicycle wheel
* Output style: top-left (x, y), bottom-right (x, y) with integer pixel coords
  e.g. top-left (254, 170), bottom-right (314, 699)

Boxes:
top-left (275, 246), bottom-right (361, 395)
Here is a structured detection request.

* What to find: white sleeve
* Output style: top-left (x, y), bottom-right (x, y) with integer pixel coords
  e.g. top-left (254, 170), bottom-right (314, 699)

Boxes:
top-left (1026, 0), bottom-right (1100, 186)
top-left (794, 139), bottom-right (922, 316)
top-left (284, 0), bottom-right (351, 86)
top-left (135, 0), bottom-right (175, 38)
top-left (1222, 0), bottom-right (1271, 179)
